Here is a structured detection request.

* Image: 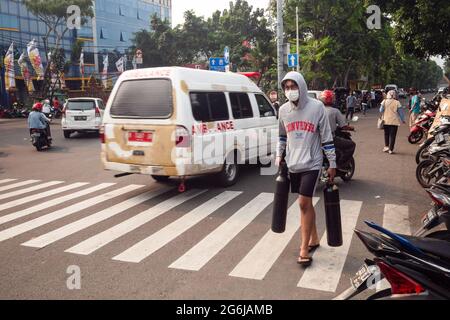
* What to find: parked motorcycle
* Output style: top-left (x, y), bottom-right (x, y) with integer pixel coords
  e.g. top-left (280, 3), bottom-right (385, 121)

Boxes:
top-left (408, 109), bottom-right (436, 144)
top-left (335, 221), bottom-right (450, 300)
top-left (416, 121), bottom-right (450, 164)
top-left (416, 136), bottom-right (450, 188)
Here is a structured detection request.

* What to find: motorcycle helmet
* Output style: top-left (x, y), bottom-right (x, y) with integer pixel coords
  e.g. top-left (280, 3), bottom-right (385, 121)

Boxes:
top-left (320, 90), bottom-right (334, 106)
top-left (32, 102), bottom-right (43, 111)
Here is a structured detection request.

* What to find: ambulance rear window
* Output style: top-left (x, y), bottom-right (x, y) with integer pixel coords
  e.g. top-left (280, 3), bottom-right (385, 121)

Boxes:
top-left (110, 79), bottom-right (173, 118)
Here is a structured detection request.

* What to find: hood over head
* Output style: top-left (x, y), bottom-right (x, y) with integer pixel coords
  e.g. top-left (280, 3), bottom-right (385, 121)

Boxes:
top-left (281, 71), bottom-right (310, 109)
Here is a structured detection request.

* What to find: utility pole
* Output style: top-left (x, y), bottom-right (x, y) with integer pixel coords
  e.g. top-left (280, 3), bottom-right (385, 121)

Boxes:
top-left (276, 0), bottom-right (284, 93)
top-left (296, 6), bottom-right (299, 72)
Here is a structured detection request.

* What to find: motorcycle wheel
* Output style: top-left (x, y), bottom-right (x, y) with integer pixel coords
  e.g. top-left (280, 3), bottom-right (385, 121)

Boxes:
top-left (416, 159), bottom-right (444, 188)
top-left (340, 157), bottom-right (355, 182)
top-left (408, 130), bottom-right (424, 144)
top-left (415, 138), bottom-right (433, 164)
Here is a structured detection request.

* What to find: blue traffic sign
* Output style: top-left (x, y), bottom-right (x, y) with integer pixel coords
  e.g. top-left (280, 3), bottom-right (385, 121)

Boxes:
top-left (288, 53), bottom-right (298, 68)
top-left (224, 47), bottom-right (230, 64)
top-left (209, 57), bottom-right (226, 71)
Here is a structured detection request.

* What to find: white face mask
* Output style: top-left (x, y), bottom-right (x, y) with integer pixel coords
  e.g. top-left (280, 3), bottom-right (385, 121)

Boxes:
top-left (285, 89), bottom-right (299, 102)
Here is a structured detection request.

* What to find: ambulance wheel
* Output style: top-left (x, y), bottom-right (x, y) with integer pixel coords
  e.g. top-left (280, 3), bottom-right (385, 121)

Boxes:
top-left (218, 152), bottom-right (240, 187)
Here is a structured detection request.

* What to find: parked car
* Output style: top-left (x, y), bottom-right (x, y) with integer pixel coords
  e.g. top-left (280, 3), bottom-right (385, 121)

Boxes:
top-left (385, 84), bottom-right (398, 93)
top-left (398, 88), bottom-right (407, 98)
top-left (307, 90), bottom-right (322, 100)
top-left (101, 67), bottom-right (278, 187)
top-left (61, 97), bottom-right (105, 138)
top-left (438, 86), bottom-right (448, 95)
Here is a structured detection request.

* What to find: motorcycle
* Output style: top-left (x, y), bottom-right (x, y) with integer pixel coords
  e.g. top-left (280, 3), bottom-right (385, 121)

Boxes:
top-left (335, 221), bottom-right (450, 300)
top-left (415, 120), bottom-right (450, 164)
top-left (408, 109), bottom-right (436, 144)
top-left (30, 127), bottom-right (52, 151)
top-left (416, 137), bottom-right (450, 188)
top-left (322, 127), bottom-right (356, 182)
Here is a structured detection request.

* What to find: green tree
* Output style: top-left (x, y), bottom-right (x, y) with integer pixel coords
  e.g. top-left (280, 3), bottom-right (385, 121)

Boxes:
top-left (375, 0), bottom-right (450, 58)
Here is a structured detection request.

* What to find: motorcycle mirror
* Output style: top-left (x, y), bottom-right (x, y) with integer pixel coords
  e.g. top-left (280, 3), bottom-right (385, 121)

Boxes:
top-left (351, 116), bottom-right (359, 122)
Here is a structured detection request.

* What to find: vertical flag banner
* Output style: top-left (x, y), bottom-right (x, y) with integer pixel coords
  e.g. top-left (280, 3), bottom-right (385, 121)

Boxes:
top-left (18, 52), bottom-right (34, 92)
top-left (27, 39), bottom-right (44, 80)
top-left (80, 49), bottom-right (85, 90)
top-left (4, 43), bottom-right (16, 90)
top-left (102, 54), bottom-right (109, 88)
top-left (115, 57), bottom-right (124, 73)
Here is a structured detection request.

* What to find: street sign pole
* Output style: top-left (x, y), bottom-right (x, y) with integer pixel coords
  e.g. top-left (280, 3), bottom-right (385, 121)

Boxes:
top-left (296, 6), bottom-right (300, 72)
top-left (277, 0), bottom-right (284, 93)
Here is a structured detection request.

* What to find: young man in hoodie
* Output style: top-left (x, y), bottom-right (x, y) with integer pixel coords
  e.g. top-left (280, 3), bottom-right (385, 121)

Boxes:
top-left (275, 72), bottom-right (336, 267)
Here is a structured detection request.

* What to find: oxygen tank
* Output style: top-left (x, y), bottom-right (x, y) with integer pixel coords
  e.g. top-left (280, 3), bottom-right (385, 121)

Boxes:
top-left (323, 182), bottom-right (343, 246)
top-left (271, 160), bottom-right (290, 233)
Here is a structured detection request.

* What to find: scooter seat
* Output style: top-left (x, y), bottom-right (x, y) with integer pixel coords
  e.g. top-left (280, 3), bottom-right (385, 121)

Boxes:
top-left (400, 234), bottom-right (450, 260)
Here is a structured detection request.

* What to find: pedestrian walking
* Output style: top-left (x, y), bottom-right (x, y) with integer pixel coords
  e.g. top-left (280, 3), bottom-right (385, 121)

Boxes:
top-left (276, 71), bottom-right (336, 267)
top-left (345, 92), bottom-right (357, 121)
top-left (380, 90), bottom-right (405, 154)
top-left (409, 88), bottom-right (421, 127)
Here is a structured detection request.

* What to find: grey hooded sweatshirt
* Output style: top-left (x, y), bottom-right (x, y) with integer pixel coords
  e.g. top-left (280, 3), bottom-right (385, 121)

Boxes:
top-left (276, 72), bottom-right (337, 172)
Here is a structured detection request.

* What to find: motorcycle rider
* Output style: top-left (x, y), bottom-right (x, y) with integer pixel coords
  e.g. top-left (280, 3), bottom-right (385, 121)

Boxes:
top-left (42, 99), bottom-right (52, 118)
top-left (321, 90), bottom-right (356, 169)
top-left (28, 102), bottom-right (52, 139)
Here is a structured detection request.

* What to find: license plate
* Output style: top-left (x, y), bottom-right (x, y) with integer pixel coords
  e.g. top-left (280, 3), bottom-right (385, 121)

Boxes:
top-left (128, 131), bottom-right (153, 143)
top-left (350, 264), bottom-right (374, 289)
top-left (74, 116), bottom-right (87, 121)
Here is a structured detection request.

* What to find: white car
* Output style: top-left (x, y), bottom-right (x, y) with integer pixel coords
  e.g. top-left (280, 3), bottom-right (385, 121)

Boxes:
top-left (308, 90), bottom-right (322, 100)
top-left (438, 86), bottom-right (448, 95)
top-left (61, 98), bottom-right (105, 139)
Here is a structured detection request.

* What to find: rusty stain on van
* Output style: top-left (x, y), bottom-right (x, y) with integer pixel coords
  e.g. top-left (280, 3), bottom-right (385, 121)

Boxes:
top-left (180, 80), bottom-right (189, 94)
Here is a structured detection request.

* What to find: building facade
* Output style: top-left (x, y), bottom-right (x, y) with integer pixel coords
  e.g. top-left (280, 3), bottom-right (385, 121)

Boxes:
top-left (0, 0), bottom-right (171, 102)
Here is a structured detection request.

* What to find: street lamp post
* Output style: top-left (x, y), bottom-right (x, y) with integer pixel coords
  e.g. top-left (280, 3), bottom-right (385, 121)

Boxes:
top-left (276, 0), bottom-right (284, 94)
top-left (296, 6), bottom-right (299, 73)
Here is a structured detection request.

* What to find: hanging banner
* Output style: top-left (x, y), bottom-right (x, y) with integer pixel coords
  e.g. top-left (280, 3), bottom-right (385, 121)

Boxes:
top-left (4, 43), bottom-right (16, 90)
top-left (102, 54), bottom-right (109, 88)
top-left (115, 57), bottom-right (124, 73)
top-left (18, 52), bottom-right (34, 92)
top-left (27, 39), bottom-right (44, 80)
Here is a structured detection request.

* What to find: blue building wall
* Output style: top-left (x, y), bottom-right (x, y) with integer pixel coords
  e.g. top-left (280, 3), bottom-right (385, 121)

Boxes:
top-left (0, 0), bottom-right (172, 78)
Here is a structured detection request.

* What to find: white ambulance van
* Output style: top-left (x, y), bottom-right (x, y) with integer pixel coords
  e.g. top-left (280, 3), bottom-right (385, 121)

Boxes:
top-left (101, 67), bottom-right (277, 186)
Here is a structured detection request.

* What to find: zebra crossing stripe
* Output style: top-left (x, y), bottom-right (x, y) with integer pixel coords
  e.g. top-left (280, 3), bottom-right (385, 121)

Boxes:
top-left (0, 180), bottom-right (41, 193)
top-left (0, 183), bottom-right (115, 226)
top-left (229, 197), bottom-right (320, 280)
top-left (21, 186), bottom-right (173, 248)
top-left (169, 193), bottom-right (273, 272)
top-left (0, 184), bottom-right (143, 242)
top-left (374, 204), bottom-right (411, 292)
top-left (65, 189), bottom-right (207, 256)
top-left (297, 200), bottom-right (363, 292)
top-left (0, 182), bottom-right (89, 213)
top-left (383, 204), bottom-right (411, 235)
top-left (0, 181), bottom-right (64, 201)
top-left (0, 179), bottom-right (17, 185)
top-left (113, 191), bottom-right (242, 263)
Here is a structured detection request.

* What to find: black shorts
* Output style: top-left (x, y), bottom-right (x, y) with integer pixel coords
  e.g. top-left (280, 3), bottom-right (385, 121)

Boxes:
top-left (289, 170), bottom-right (320, 197)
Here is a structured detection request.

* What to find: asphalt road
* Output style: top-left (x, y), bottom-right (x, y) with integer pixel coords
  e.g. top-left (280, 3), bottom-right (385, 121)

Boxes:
top-left (0, 101), bottom-right (432, 300)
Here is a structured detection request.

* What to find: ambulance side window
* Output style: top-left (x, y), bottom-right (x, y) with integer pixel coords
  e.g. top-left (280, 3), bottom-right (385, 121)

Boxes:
top-left (229, 93), bottom-right (253, 119)
top-left (255, 94), bottom-right (275, 117)
top-left (190, 92), bottom-right (229, 122)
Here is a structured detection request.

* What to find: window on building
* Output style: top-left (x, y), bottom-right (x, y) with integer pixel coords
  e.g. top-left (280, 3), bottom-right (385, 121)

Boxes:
top-left (100, 27), bottom-right (108, 39)
top-left (190, 92), bottom-right (229, 122)
top-left (20, 18), bottom-right (29, 32)
top-left (0, 13), bottom-right (19, 29)
top-left (120, 31), bottom-right (128, 42)
top-left (229, 93), bottom-right (253, 119)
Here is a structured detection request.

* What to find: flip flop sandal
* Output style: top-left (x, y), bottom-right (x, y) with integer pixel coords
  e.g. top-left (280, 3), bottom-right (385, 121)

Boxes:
top-left (308, 244), bottom-right (320, 253)
top-left (297, 256), bottom-right (313, 267)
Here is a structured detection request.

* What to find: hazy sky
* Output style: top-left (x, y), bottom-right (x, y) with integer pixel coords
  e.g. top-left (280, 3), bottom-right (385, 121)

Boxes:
top-left (172, 0), bottom-right (271, 27)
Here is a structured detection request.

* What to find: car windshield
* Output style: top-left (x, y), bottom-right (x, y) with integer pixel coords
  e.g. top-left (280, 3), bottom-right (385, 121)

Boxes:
top-left (67, 101), bottom-right (95, 110)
